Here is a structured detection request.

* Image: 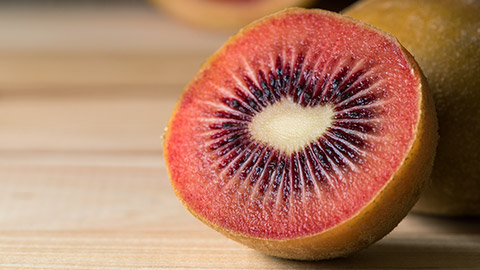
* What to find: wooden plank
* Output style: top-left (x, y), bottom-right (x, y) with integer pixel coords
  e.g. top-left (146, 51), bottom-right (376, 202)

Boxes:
top-left (0, 7), bottom-right (230, 53)
top-left (0, 52), bottom-right (206, 92)
top-left (0, 165), bottom-right (185, 230)
top-left (0, 230), bottom-right (477, 269)
top-left (0, 95), bottom-right (175, 152)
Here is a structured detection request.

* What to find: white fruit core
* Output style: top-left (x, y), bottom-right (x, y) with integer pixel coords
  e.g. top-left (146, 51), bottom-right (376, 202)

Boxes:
top-left (249, 98), bottom-right (334, 154)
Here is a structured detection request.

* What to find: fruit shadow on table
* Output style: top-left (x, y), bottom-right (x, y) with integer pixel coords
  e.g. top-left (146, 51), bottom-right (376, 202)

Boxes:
top-left (261, 213), bottom-right (480, 268)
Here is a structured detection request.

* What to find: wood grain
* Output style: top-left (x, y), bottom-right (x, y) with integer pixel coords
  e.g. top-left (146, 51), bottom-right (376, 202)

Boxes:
top-left (0, 6), bottom-right (479, 269)
top-left (2, 165), bottom-right (479, 269)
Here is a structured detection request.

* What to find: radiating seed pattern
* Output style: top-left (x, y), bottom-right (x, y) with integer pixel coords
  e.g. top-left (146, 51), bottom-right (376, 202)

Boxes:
top-left (206, 53), bottom-right (384, 202)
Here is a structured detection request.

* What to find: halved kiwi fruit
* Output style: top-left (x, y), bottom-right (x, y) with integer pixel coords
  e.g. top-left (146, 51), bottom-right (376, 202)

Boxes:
top-left (164, 8), bottom-right (437, 260)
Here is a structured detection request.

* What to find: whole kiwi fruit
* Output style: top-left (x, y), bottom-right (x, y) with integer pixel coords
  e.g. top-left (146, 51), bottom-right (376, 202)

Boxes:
top-left (344, 0), bottom-right (480, 216)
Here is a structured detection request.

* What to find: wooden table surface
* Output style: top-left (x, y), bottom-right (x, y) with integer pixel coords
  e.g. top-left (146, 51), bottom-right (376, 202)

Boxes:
top-left (0, 6), bottom-right (479, 270)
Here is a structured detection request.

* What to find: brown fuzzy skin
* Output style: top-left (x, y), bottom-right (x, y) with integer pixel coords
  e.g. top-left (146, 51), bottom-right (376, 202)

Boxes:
top-left (151, 0), bottom-right (314, 31)
top-left (164, 8), bottom-right (438, 260)
top-left (344, 0), bottom-right (480, 216)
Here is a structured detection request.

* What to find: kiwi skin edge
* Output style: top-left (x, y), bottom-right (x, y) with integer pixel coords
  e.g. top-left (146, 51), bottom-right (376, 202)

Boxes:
top-left (163, 8), bottom-right (438, 260)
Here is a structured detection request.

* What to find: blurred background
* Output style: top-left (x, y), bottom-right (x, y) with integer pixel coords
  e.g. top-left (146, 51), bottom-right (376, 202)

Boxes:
top-left (0, 0), bottom-right (354, 157)
top-left (0, 1), bottom-right (478, 268)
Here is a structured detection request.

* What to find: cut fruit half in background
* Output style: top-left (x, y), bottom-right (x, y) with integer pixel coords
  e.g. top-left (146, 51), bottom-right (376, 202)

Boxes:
top-left (164, 8), bottom-right (438, 260)
top-left (151, 0), bottom-right (315, 31)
